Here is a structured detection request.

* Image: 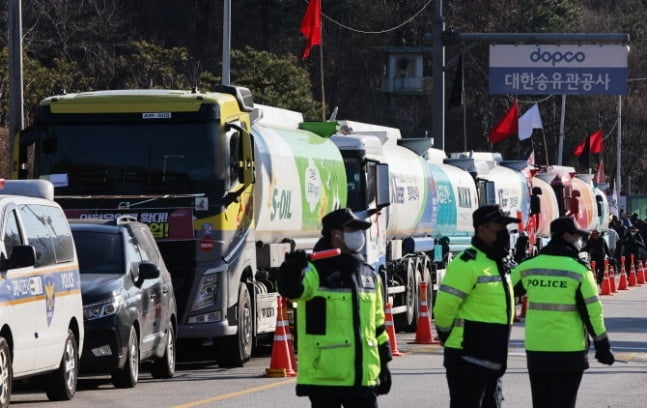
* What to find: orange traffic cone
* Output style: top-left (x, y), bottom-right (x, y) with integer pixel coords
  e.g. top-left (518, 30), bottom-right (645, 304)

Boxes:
top-left (265, 296), bottom-right (297, 377)
top-left (618, 256), bottom-right (629, 290)
top-left (628, 255), bottom-right (638, 287)
top-left (609, 264), bottom-right (617, 293)
top-left (282, 297), bottom-right (298, 372)
top-left (599, 259), bottom-right (611, 296)
top-left (638, 260), bottom-right (646, 285)
top-left (518, 295), bottom-right (528, 319)
top-left (384, 301), bottom-right (403, 356)
top-left (408, 281), bottom-right (440, 345)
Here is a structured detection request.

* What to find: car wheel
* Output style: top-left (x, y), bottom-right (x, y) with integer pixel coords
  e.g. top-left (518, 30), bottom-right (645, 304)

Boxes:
top-left (213, 283), bottom-right (253, 367)
top-left (111, 326), bottom-right (139, 388)
top-left (45, 329), bottom-right (78, 401)
top-left (150, 323), bottom-right (176, 378)
top-left (0, 336), bottom-right (12, 408)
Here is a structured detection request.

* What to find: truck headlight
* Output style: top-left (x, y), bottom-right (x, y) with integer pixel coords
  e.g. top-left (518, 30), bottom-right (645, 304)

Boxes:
top-left (191, 273), bottom-right (219, 311)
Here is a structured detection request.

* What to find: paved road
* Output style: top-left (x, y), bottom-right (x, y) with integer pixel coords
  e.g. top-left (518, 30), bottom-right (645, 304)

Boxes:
top-left (11, 283), bottom-right (647, 407)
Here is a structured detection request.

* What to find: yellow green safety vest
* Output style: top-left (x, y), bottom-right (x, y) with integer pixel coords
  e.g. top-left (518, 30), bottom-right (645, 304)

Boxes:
top-left (511, 254), bottom-right (608, 351)
top-left (292, 261), bottom-right (388, 388)
top-left (433, 246), bottom-right (515, 371)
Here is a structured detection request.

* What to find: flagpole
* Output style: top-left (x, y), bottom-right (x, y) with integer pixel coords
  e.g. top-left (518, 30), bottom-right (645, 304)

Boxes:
top-left (616, 95), bottom-right (622, 197)
top-left (557, 94), bottom-right (566, 165)
top-left (541, 128), bottom-right (550, 165)
top-left (319, 11), bottom-right (325, 121)
top-left (319, 28), bottom-right (326, 122)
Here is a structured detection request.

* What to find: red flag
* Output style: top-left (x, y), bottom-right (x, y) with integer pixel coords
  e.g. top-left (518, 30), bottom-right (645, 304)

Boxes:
top-left (300, 0), bottom-right (321, 59)
top-left (489, 101), bottom-right (519, 143)
top-left (574, 129), bottom-right (603, 157)
top-left (594, 160), bottom-right (606, 184)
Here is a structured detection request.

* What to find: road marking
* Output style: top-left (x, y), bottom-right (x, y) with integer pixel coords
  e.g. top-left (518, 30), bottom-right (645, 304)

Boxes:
top-left (172, 378), bottom-right (295, 408)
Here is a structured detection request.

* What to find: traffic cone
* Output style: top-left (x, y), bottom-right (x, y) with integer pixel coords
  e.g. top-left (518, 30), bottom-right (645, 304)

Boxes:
top-left (408, 281), bottom-right (440, 345)
top-left (599, 259), bottom-right (611, 296)
top-left (628, 254), bottom-right (637, 287)
top-left (638, 260), bottom-right (646, 285)
top-left (265, 296), bottom-right (297, 377)
top-left (384, 301), bottom-right (403, 356)
top-left (518, 295), bottom-right (528, 319)
top-left (609, 264), bottom-right (617, 293)
top-left (282, 297), bottom-right (298, 371)
top-left (618, 256), bottom-right (629, 290)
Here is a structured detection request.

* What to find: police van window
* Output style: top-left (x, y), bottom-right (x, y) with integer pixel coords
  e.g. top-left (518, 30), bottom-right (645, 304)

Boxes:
top-left (19, 204), bottom-right (74, 266)
top-left (3, 209), bottom-right (23, 259)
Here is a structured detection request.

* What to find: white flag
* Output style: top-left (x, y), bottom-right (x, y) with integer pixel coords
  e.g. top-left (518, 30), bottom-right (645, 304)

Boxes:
top-left (518, 104), bottom-right (543, 141)
top-left (609, 179), bottom-right (619, 217)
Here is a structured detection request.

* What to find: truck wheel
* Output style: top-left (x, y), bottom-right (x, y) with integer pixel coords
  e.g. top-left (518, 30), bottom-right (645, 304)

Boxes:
top-left (0, 337), bottom-right (12, 408)
top-left (45, 329), bottom-right (78, 401)
top-left (214, 283), bottom-right (253, 367)
top-left (150, 322), bottom-right (176, 379)
top-left (395, 259), bottom-right (419, 332)
top-left (112, 326), bottom-right (139, 388)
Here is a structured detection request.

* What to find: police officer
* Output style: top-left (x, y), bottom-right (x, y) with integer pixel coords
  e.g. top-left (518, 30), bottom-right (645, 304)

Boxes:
top-left (511, 217), bottom-right (614, 408)
top-left (277, 208), bottom-right (391, 408)
top-left (433, 204), bottom-right (519, 408)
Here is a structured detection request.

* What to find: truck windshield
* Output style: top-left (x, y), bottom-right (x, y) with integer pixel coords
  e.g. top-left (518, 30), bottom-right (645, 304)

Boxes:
top-left (35, 122), bottom-right (226, 196)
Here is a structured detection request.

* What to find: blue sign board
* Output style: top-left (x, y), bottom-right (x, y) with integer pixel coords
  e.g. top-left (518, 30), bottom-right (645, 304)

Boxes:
top-left (489, 44), bottom-right (628, 95)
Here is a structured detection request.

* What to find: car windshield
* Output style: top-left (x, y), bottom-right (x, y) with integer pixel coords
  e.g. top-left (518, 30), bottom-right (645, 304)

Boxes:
top-left (73, 230), bottom-right (124, 274)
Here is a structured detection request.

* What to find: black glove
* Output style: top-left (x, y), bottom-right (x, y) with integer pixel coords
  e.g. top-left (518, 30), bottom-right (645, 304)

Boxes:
top-left (376, 342), bottom-right (392, 395)
top-left (285, 250), bottom-right (308, 270)
top-left (594, 338), bottom-right (615, 365)
top-left (376, 363), bottom-right (392, 395)
top-left (277, 250), bottom-right (308, 299)
top-left (437, 327), bottom-right (449, 345)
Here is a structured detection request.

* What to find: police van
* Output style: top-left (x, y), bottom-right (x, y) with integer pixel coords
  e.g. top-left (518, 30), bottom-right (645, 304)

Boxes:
top-left (0, 179), bottom-right (84, 407)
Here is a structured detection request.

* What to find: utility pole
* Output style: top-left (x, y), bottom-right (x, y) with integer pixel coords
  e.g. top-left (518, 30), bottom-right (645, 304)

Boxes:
top-left (8, 0), bottom-right (24, 166)
top-left (431, 0), bottom-right (445, 150)
top-left (222, 0), bottom-right (231, 85)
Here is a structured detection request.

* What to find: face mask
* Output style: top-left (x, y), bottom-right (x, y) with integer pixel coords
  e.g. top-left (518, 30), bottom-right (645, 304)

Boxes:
top-left (343, 230), bottom-right (365, 253)
top-left (493, 229), bottom-right (510, 250)
top-left (573, 238), bottom-right (583, 250)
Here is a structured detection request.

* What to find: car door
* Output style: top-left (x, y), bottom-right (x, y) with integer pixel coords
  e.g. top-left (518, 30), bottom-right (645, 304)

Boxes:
top-left (134, 225), bottom-right (172, 351)
top-left (19, 203), bottom-right (77, 370)
top-left (0, 205), bottom-right (38, 374)
top-left (126, 227), bottom-right (161, 357)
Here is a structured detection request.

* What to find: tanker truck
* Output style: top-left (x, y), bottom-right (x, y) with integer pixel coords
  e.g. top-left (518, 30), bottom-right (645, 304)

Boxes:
top-left (13, 85), bottom-right (390, 367)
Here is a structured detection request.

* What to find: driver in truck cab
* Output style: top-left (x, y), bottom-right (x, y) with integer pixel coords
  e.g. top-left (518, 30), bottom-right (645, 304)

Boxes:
top-left (278, 208), bottom-right (392, 408)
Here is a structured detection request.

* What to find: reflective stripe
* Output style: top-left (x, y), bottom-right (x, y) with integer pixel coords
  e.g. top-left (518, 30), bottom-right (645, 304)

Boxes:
top-left (439, 284), bottom-right (467, 299)
top-left (462, 355), bottom-right (503, 371)
top-left (477, 275), bottom-right (502, 283)
top-left (520, 268), bottom-right (582, 282)
top-left (584, 295), bottom-right (600, 304)
top-left (318, 343), bottom-right (352, 350)
top-left (437, 318), bottom-right (464, 333)
top-left (527, 302), bottom-right (577, 312)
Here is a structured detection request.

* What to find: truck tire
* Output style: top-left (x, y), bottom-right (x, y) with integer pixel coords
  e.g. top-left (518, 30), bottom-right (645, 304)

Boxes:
top-left (214, 283), bottom-right (253, 367)
top-left (45, 329), bottom-right (78, 401)
top-left (0, 336), bottom-right (12, 408)
top-left (395, 258), bottom-right (419, 332)
top-left (112, 326), bottom-right (139, 388)
top-left (150, 322), bottom-right (176, 379)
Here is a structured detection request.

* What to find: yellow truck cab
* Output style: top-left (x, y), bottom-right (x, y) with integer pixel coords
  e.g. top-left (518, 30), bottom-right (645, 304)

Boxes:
top-left (0, 179), bottom-right (84, 406)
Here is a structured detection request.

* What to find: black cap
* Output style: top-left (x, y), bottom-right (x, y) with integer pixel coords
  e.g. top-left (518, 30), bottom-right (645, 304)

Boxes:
top-left (472, 205), bottom-right (521, 228)
top-left (550, 217), bottom-right (589, 237)
top-left (322, 208), bottom-right (371, 234)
